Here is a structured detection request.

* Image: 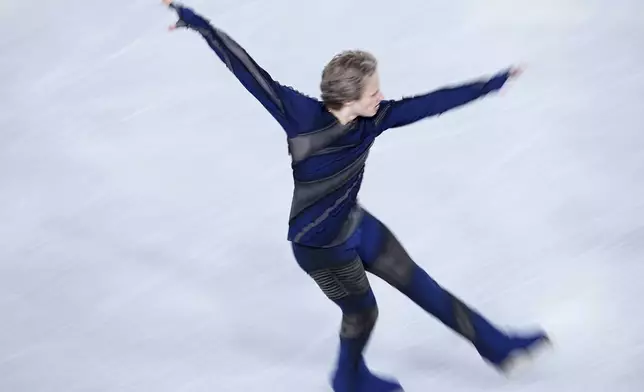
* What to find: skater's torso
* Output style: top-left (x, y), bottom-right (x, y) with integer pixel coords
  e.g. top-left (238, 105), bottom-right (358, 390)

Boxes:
top-left (286, 108), bottom-right (386, 248)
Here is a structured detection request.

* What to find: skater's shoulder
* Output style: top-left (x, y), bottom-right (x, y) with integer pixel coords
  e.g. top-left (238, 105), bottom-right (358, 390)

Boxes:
top-left (282, 90), bottom-right (337, 132)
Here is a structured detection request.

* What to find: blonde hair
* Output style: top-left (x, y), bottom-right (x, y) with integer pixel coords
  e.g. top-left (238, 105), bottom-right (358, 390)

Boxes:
top-left (320, 50), bottom-right (378, 110)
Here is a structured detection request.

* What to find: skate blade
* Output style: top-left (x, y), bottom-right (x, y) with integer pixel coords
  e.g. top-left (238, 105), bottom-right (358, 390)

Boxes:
top-left (497, 338), bottom-right (553, 377)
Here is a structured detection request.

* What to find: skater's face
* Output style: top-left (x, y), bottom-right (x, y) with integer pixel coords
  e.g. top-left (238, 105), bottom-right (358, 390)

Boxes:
top-left (351, 71), bottom-right (384, 117)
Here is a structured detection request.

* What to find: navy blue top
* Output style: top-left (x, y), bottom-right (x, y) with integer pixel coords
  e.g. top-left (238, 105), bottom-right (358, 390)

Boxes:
top-left (172, 5), bottom-right (511, 248)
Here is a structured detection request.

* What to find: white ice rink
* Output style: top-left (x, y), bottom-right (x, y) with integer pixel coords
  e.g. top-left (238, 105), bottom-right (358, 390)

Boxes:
top-left (2, 0), bottom-right (644, 391)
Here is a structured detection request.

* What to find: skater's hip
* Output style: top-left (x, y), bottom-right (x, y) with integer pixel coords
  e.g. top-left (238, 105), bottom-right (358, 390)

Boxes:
top-left (288, 203), bottom-right (365, 249)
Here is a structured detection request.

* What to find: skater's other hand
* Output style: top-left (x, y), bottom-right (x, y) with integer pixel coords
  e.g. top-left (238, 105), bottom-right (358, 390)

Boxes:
top-left (162, 0), bottom-right (209, 31)
top-left (507, 66), bottom-right (524, 80)
top-left (163, 0), bottom-right (179, 31)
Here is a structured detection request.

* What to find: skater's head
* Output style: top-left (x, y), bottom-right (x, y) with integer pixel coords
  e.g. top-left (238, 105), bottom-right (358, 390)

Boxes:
top-left (321, 50), bottom-right (384, 122)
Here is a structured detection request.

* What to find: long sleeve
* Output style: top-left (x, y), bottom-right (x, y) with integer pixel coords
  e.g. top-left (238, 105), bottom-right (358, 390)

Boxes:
top-left (373, 71), bottom-right (511, 134)
top-left (169, 4), bottom-right (312, 136)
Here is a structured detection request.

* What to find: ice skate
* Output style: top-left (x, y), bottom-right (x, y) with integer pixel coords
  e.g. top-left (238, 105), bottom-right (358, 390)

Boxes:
top-left (332, 359), bottom-right (404, 392)
top-left (483, 331), bottom-right (552, 375)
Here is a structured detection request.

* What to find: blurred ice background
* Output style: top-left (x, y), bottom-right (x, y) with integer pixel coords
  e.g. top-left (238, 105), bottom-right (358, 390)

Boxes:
top-left (1, 0), bottom-right (643, 391)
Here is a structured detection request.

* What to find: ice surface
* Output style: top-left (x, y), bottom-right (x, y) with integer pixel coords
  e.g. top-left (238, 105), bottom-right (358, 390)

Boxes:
top-left (2, 0), bottom-right (644, 391)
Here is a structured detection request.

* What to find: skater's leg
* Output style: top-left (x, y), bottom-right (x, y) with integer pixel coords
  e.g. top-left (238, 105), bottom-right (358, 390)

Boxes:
top-left (292, 239), bottom-right (402, 392)
top-left (355, 208), bottom-right (549, 369)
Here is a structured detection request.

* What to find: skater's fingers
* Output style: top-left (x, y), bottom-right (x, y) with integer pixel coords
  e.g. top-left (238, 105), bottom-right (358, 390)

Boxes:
top-left (513, 64), bottom-right (526, 75)
top-left (167, 20), bottom-right (188, 31)
top-left (507, 66), bottom-right (523, 80)
top-left (162, 0), bottom-right (180, 12)
top-left (163, 0), bottom-right (177, 32)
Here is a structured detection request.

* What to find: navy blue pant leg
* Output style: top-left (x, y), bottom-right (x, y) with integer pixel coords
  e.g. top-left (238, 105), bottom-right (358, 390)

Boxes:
top-left (355, 209), bottom-right (512, 362)
top-left (291, 232), bottom-right (379, 390)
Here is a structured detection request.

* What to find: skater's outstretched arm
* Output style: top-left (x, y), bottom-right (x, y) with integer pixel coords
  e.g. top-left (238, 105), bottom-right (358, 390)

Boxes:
top-left (163, 1), bottom-right (312, 136)
top-left (373, 68), bottom-right (519, 133)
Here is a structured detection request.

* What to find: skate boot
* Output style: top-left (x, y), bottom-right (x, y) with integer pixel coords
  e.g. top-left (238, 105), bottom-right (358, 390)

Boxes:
top-left (332, 359), bottom-right (403, 392)
top-left (479, 330), bottom-right (551, 375)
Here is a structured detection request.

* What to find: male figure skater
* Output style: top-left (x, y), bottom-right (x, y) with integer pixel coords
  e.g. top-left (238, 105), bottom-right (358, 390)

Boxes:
top-left (162, 2), bottom-right (550, 391)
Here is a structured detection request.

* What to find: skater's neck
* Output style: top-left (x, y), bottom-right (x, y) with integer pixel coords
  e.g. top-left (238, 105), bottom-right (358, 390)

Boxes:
top-left (327, 106), bottom-right (357, 125)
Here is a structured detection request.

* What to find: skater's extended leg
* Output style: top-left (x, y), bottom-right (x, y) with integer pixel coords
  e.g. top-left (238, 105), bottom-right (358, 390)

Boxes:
top-left (356, 209), bottom-right (549, 370)
top-left (292, 241), bottom-right (402, 392)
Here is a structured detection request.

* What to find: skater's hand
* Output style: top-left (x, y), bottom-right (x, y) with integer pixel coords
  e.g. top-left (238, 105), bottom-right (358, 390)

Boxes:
top-left (163, 0), bottom-right (179, 30)
top-left (494, 65), bottom-right (523, 93)
top-left (162, 0), bottom-right (210, 31)
top-left (506, 65), bottom-right (524, 80)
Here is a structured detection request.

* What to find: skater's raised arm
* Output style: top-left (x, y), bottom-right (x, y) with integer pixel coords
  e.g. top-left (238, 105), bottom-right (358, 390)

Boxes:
top-left (373, 69), bottom-right (515, 133)
top-left (163, 1), bottom-right (310, 136)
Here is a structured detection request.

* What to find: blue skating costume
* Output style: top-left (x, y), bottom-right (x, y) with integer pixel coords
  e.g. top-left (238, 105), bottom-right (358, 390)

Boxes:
top-left (165, 3), bottom-right (550, 392)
